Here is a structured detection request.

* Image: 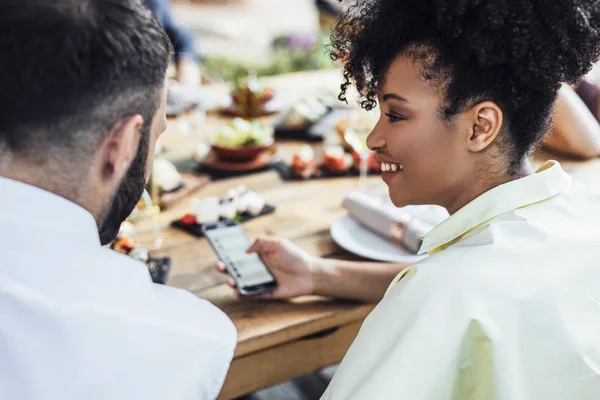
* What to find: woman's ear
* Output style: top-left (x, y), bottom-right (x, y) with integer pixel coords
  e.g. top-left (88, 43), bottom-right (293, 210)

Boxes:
top-left (465, 101), bottom-right (504, 153)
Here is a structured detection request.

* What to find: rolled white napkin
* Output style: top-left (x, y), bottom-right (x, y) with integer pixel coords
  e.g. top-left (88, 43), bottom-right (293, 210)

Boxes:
top-left (342, 191), bottom-right (448, 253)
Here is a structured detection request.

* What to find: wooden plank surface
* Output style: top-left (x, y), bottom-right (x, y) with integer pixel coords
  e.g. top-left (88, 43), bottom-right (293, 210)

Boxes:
top-left (135, 70), bottom-right (381, 358)
top-left (133, 70), bottom-right (377, 398)
top-left (219, 320), bottom-right (363, 399)
top-left (143, 168), bottom-right (380, 357)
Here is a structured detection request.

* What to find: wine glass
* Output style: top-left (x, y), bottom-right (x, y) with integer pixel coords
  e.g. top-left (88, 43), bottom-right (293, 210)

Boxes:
top-left (343, 108), bottom-right (379, 191)
top-left (127, 186), bottom-right (163, 251)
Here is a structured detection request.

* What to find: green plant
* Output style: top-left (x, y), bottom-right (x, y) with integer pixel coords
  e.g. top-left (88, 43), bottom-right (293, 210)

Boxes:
top-left (202, 31), bottom-right (335, 83)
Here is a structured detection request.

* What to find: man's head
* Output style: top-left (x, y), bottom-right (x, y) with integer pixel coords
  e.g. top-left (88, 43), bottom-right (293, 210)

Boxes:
top-left (0, 0), bottom-right (171, 244)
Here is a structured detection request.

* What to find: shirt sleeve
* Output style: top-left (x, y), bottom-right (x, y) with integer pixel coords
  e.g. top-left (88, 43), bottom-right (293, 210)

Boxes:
top-left (151, 284), bottom-right (237, 399)
top-left (322, 265), bottom-right (497, 400)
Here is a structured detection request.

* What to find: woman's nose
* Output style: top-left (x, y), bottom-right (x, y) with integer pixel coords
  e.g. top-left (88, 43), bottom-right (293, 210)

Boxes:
top-left (367, 118), bottom-right (385, 151)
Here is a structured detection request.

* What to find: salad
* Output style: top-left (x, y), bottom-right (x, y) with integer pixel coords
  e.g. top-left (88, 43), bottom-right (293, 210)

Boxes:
top-left (212, 118), bottom-right (274, 148)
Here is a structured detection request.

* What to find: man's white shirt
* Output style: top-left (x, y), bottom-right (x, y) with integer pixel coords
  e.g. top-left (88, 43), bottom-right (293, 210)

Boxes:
top-left (0, 177), bottom-right (236, 400)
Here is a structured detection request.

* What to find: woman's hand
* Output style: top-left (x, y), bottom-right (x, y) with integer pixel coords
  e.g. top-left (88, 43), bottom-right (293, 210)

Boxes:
top-left (216, 237), bottom-right (318, 300)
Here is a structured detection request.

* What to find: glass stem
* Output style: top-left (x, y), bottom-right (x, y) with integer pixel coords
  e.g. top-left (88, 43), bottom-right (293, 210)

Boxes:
top-left (359, 152), bottom-right (368, 192)
top-left (140, 189), bottom-right (163, 251)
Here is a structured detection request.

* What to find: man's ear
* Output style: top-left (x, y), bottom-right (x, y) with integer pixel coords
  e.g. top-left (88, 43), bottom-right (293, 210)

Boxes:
top-left (98, 115), bottom-right (143, 183)
top-left (463, 101), bottom-right (504, 153)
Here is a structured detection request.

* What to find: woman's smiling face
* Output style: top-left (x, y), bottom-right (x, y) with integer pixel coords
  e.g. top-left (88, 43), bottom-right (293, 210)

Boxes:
top-left (368, 54), bottom-right (484, 212)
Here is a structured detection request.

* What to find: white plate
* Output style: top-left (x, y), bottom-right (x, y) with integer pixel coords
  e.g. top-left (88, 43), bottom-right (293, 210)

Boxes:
top-left (330, 215), bottom-right (427, 263)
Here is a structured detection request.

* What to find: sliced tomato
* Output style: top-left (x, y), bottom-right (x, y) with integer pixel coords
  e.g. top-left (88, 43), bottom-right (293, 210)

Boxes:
top-left (180, 213), bottom-right (197, 225)
top-left (323, 155), bottom-right (348, 172)
top-left (292, 155), bottom-right (314, 170)
top-left (115, 236), bottom-right (135, 253)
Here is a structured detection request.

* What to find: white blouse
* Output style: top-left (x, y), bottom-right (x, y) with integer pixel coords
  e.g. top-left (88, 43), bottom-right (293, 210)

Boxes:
top-left (323, 161), bottom-right (600, 400)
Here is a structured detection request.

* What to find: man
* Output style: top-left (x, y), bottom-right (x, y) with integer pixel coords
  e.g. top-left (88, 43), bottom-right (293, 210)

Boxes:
top-left (0, 1), bottom-right (235, 399)
top-left (144, 0), bottom-right (201, 85)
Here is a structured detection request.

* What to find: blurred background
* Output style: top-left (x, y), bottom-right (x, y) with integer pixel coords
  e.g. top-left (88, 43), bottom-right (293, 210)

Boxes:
top-left (171, 0), bottom-right (339, 83)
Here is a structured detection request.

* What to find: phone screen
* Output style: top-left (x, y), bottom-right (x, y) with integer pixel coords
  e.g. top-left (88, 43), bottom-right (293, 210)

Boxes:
top-left (205, 224), bottom-right (276, 291)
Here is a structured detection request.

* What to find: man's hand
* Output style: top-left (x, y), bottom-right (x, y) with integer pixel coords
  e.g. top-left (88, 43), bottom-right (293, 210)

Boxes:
top-left (216, 237), bottom-right (318, 300)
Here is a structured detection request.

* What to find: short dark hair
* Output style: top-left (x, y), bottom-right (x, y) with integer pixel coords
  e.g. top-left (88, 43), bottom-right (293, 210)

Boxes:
top-left (331, 0), bottom-right (600, 170)
top-left (0, 0), bottom-right (172, 163)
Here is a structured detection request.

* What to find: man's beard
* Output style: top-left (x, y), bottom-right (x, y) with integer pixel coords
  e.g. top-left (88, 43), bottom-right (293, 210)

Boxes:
top-left (98, 129), bottom-right (150, 246)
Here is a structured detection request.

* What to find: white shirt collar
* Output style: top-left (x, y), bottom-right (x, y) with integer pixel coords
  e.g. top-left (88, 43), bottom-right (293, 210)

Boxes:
top-left (0, 176), bottom-right (100, 246)
top-left (419, 160), bottom-right (572, 255)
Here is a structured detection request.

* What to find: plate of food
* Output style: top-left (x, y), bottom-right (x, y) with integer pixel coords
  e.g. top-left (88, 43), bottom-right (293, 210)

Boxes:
top-left (171, 185), bottom-right (276, 237)
top-left (209, 118), bottom-right (275, 160)
top-left (110, 222), bottom-right (171, 284)
top-left (278, 144), bottom-right (381, 180)
top-left (274, 94), bottom-right (336, 141)
top-left (196, 118), bottom-right (279, 173)
top-left (151, 158), bottom-right (211, 209)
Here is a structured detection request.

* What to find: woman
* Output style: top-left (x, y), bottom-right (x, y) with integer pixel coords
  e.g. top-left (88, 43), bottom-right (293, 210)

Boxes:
top-left (220, 0), bottom-right (600, 398)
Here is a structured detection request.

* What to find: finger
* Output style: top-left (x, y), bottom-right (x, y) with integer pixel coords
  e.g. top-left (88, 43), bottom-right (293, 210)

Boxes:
top-left (255, 291), bottom-right (277, 300)
top-left (247, 236), bottom-right (279, 254)
top-left (223, 277), bottom-right (275, 300)
top-left (216, 261), bottom-right (227, 273)
top-left (246, 237), bottom-right (263, 254)
top-left (236, 291), bottom-right (275, 301)
top-left (233, 288), bottom-right (262, 300)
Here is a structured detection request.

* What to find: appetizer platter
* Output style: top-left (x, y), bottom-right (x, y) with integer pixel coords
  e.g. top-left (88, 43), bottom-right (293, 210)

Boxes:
top-left (171, 185), bottom-right (275, 237)
top-left (152, 158), bottom-right (211, 209)
top-left (109, 222), bottom-right (171, 284)
top-left (154, 158), bottom-right (185, 194)
top-left (273, 94), bottom-right (336, 141)
top-left (276, 144), bottom-right (382, 181)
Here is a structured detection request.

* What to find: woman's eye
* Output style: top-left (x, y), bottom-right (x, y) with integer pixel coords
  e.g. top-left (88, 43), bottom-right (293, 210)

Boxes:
top-left (385, 113), bottom-right (405, 123)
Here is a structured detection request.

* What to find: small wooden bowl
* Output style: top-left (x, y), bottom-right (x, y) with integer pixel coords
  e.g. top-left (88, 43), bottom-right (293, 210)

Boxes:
top-left (211, 139), bottom-right (274, 162)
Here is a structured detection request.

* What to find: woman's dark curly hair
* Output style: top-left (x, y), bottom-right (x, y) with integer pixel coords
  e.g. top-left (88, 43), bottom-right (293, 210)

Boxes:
top-left (330, 0), bottom-right (600, 168)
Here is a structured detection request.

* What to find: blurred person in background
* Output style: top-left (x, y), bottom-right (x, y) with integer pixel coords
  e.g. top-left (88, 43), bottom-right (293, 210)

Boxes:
top-left (144, 0), bottom-right (201, 85)
top-left (0, 1), bottom-right (234, 399)
top-left (315, 0), bottom-right (343, 30)
top-left (543, 66), bottom-right (600, 159)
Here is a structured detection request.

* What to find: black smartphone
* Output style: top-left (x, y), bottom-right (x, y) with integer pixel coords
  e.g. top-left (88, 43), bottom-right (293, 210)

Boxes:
top-left (202, 220), bottom-right (278, 296)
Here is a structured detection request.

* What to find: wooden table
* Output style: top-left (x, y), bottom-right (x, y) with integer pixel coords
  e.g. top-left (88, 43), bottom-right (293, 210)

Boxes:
top-left (134, 70), bottom-right (600, 399)
top-left (134, 70), bottom-right (380, 399)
